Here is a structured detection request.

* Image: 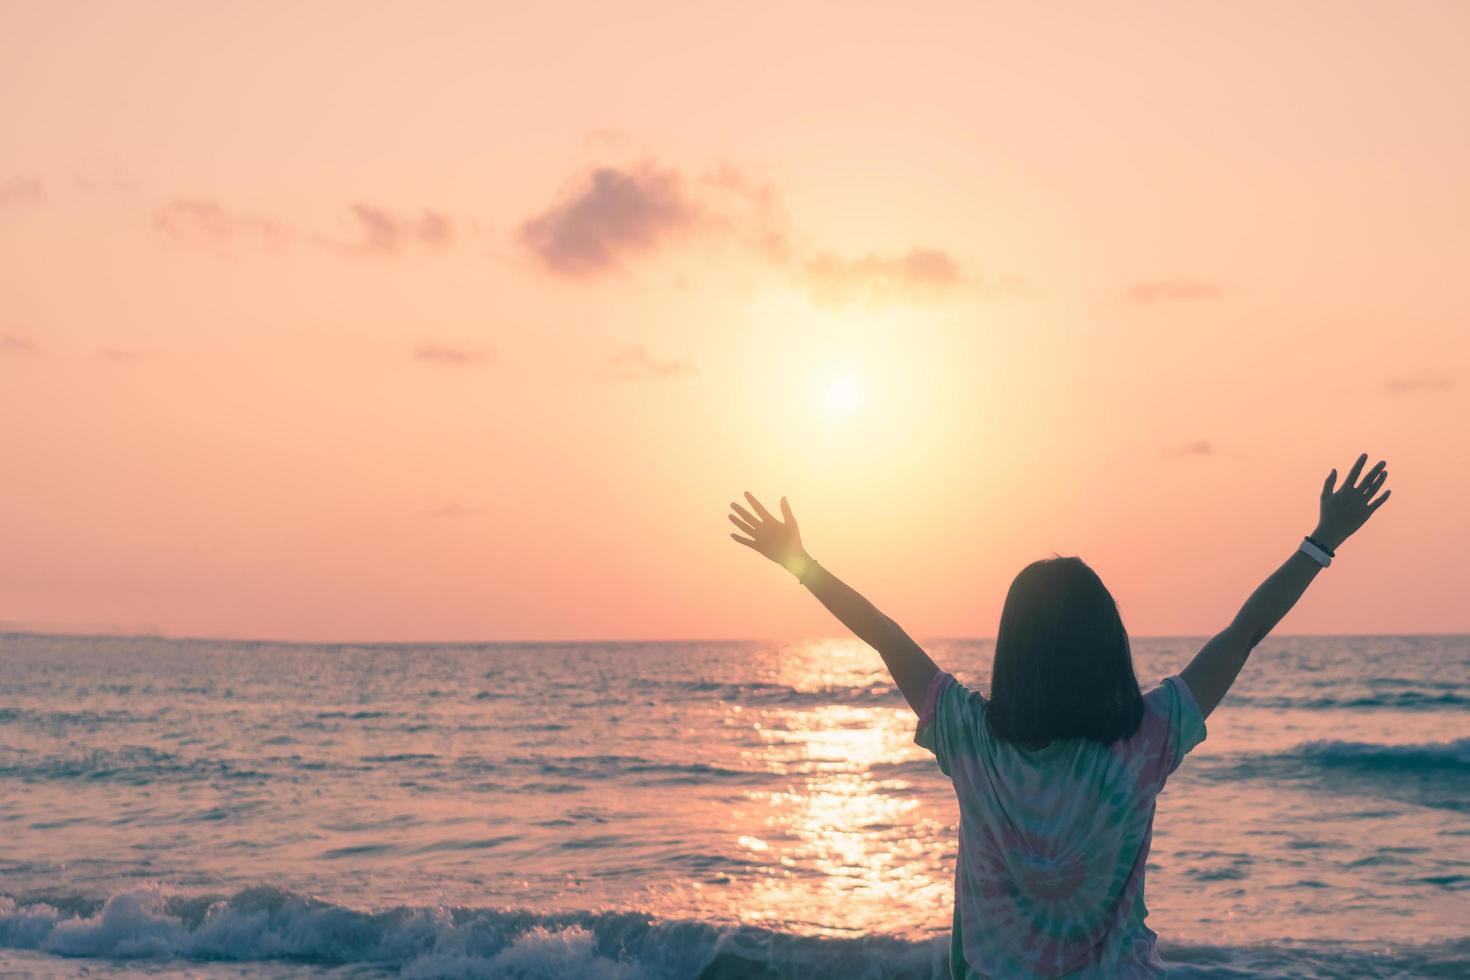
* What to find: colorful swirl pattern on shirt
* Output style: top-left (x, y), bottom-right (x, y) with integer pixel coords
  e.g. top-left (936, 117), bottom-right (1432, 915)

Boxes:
top-left (916, 672), bottom-right (1206, 978)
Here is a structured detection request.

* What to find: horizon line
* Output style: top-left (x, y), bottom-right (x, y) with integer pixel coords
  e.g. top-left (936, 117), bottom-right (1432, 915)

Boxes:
top-left (3, 626), bottom-right (1467, 649)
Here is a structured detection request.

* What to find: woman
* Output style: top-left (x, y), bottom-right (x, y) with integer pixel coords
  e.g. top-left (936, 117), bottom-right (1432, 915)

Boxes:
top-left (727, 453), bottom-right (1391, 978)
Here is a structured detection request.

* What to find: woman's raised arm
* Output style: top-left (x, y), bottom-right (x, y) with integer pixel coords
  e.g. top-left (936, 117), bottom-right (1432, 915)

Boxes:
top-left (729, 492), bottom-right (939, 715)
top-left (1180, 453), bottom-right (1391, 719)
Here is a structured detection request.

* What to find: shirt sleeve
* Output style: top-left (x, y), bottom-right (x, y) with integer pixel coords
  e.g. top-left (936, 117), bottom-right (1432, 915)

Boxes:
top-left (1150, 674), bottom-right (1208, 777)
top-left (914, 671), bottom-right (985, 778)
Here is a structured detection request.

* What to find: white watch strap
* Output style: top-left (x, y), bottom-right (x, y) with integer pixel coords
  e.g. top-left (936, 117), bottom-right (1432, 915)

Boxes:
top-left (1299, 538), bottom-right (1333, 567)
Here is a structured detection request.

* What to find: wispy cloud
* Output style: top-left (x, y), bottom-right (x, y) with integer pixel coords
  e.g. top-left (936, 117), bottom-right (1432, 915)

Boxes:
top-left (154, 198), bottom-right (456, 258)
top-left (697, 163), bottom-right (792, 262)
top-left (153, 198), bottom-right (290, 251)
top-left (318, 204), bottom-right (454, 257)
top-left (1, 333), bottom-right (40, 356)
top-left (518, 153), bottom-right (973, 309)
top-left (1384, 369), bottom-right (1453, 395)
top-left (1125, 280), bottom-right (1222, 305)
top-left (608, 345), bottom-right (693, 380)
top-left (1162, 439), bottom-right (1213, 457)
top-left (797, 247), bottom-right (965, 308)
top-left (414, 341), bottom-right (492, 366)
top-left (0, 177), bottom-right (44, 207)
top-left (518, 161), bottom-right (703, 276)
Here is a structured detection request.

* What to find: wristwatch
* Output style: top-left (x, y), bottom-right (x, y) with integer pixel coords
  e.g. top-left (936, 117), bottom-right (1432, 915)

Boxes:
top-left (1299, 537), bottom-right (1334, 567)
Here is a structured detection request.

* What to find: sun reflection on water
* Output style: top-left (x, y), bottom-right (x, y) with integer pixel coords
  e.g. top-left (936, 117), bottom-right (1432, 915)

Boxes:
top-left (718, 640), bottom-right (955, 936)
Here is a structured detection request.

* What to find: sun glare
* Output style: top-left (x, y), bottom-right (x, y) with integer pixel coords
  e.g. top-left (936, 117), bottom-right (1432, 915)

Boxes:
top-left (824, 375), bottom-right (862, 415)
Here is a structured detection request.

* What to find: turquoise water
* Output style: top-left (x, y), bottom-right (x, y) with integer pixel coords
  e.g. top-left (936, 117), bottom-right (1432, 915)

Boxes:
top-left (1, 633), bottom-right (1467, 978)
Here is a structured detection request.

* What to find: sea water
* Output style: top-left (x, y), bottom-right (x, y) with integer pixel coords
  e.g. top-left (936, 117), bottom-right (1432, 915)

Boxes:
top-left (1, 633), bottom-right (1466, 978)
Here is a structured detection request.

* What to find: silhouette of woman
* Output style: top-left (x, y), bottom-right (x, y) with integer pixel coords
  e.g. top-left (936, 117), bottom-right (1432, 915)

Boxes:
top-left (729, 453), bottom-right (1390, 978)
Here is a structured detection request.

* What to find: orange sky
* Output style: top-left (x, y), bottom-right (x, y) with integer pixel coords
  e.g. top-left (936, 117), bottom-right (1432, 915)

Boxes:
top-left (2, 1), bottom-right (1466, 641)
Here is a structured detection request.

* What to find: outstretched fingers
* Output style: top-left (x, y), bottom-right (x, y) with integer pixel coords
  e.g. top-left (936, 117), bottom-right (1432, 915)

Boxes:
top-left (730, 533), bottom-right (758, 549)
top-left (744, 492), bottom-right (775, 523)
top-left (1367, 488), bottom-right (1392, 512)
top-left (728, 513), bottom-right (757, 536)
top-left (779, 496), bottom-right (797, 526)
top-left (1322, 468), bottom-right (1337, 497)
top-left (1344, 453), bottom-right (1369, 490)
top-left (1358, 460), bottom-right (1386, 493)
top-left (730, 501), bottom-right (760, 527)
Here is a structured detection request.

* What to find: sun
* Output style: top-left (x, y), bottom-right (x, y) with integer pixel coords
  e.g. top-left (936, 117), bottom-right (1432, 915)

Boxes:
top-left (823, 374), bottom-right (863, 415)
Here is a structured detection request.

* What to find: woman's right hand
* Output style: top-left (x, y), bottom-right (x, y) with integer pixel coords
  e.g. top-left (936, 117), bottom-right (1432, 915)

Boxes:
top-left (1314, 453), bottom-right (1391, 551)
top-left (728, 492), bottom-right (811, 576)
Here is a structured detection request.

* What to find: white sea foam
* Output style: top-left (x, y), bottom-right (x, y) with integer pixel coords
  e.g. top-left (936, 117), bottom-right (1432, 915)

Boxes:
top-left (2, 885), bottom-right (1468, 979)
top-left (0, 885), bottom-right (945, 978)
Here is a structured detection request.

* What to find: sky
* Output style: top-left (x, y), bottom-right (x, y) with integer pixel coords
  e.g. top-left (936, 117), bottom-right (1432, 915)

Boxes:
top-left (2, 1), bottom-right (1467, 642)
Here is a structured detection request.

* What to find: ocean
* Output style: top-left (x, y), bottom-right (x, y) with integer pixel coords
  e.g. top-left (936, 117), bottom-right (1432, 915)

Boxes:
top-left (0, 632), bottom-right (1466, 978)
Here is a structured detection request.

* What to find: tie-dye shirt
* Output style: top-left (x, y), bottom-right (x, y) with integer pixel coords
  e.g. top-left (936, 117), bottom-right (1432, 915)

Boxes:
top-left (915, 670), bottom-right (1206, 978)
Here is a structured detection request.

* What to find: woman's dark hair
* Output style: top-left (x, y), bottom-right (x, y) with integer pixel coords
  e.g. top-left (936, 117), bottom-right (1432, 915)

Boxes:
top-left (986, 556), bottom-right (1143, 747)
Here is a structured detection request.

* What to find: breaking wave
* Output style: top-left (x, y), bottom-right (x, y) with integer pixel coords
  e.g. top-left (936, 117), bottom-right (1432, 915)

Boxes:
top-left (2, 886), bottom-right (1468, 979)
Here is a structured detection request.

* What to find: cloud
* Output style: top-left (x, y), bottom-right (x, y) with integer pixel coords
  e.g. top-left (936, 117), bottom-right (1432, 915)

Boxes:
top-left (0, 177), bottom-right (44, 207)
top-left (153, 198), bottom-right (459, 258)
top-left (1124, 280), bottom-right (1222, 305)
top-left (797, 247), bottom-right (965, 308)
top-left (1162, 440), bottom-right (1213, 457)
top-left (1, 333), bottom-right (39, 356)
top-left (1384, 369), bottom-right (1452, 395)
top-left (319, 203), bottom-right (454, 256)
top-left (153, 198), bottom-right (290, 251)
top-left (518, 155), bottom-right (970, 310)
top-left (414, 341), bottom-right (492, 366)
top-left (697, 163), bottom-right (792, 262)
top-left (517, 161), bottom-right (705, 276)
top-left (608, 345), bottom-right (693, 380)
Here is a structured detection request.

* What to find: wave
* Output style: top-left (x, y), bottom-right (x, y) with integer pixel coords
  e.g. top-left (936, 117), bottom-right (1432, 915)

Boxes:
top-left (0, 747), bottom-right (269, 785)
top-left (1195, 739), bottom-right (1470, 813)
top-left (0, 885), bottom-right (944, 979)
top-left (663, 679), bottom-right (900, 707)
top-left (5, 684), bottom-right (1461, 725)
top-left (1200, 738), bottom-right (1470, 776)
top-left (1230, 690), bottom-right (1470, 710)
top-left (666, 679), bottom-right (1470, 712)
top-left (2, 886), bottom-right (1467, 979)
top-left (0, 746), bottom-right (771, 788)
top-left (12, 737), bottom-right (1465, 796)
top-left (0, 707), bottom-right (153, 730)
top-left (1298, 737), bottom-right (1470, 771)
